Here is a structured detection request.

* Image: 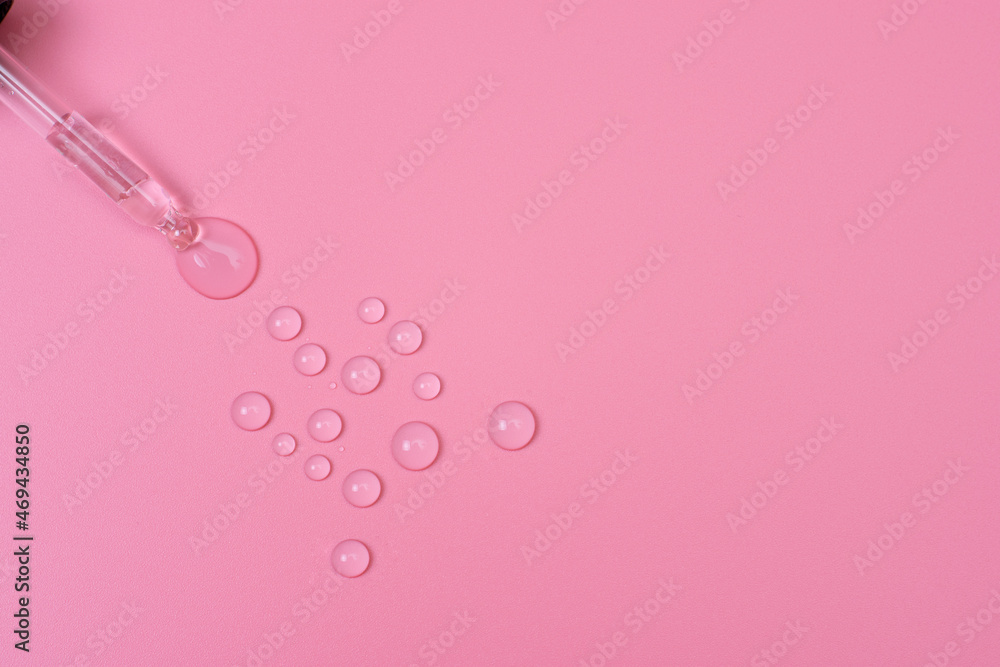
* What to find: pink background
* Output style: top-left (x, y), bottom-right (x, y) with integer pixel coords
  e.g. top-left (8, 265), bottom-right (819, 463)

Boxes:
top-left (2, 0), bottom-right (999, 665)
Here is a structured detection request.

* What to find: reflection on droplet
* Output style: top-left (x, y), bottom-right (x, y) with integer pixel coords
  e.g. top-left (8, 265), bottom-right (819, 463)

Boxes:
top-left (271, 433), bottom-right (296, 456)
top-left (304, 454), bottom-right (332, 481)
top-left (267, 306), bottom-right (303, 341)
top-left (331, 539), bottom-right (370, 577)
top-left (341, 356), bottom-right (381, 394)
top-left (308, 409), bottom-right (343, 442)
top-left (342, 470), bottom-right (381, 507)
top-left (358, 297), bottom-right (386, 324)
top-left (294, 343), bottom-right (327, 376)
top-left (488, 401), bottom-right (536, 450)
top-left (391, 421), bottom-right (439, 470)
top-left (388, 320), bottom-right (423, 355)
top-left (413, 372), bottom-right (441, 400)
top-left (231, 392), bottom-right (271, 431)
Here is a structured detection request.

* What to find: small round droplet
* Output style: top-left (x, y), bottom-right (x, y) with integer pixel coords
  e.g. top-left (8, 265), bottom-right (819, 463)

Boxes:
top-left (271, 432), bottom-right (296, 456)
top-left (358, 297), bottom-right (386, 324)
top-left (342, 470), bottom-right (381, 507)
top-left (388, 321), bottom-right (423, 355)
top-left (304, 454), bottom-right (332, 481)
top-left (331, 539), bottom-right (370, 577)
top-left (489, 401), bottom-right (536, 450)
top-left (308, 409), bottom-right (343, 442)
top-left (329, 382), bottom-right (338, 389)
top-left (413, 372), bottom-right (441, 400)
top-left (294, 343), bottom-right (327, 376)
top-left (231, 392), bottom-right (271, 431)
top-left (341, 356), bottom-right (381, 395)
top-left (391, 421), bottom-right (439, 470)
top-left (267, 306), bottom-right (303, 341)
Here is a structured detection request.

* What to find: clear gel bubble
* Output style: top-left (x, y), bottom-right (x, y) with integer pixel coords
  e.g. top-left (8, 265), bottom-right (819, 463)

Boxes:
top-left (488, 401), bottom-right (536, 450)
top-left (412, 372), bottom-right (441, 400)
top-left (308, 409), bottom-right (343, 442)
top-left (176, 218), bottom-right (258, 300)
top-left (342, 470), bottom-right (381, 508)
top-left (304, 454), bottom-right (332, 481)
top-left (271, 433), bottom-right (296, 456)
top-left (267, 306), bottom-right (302, 341)
top-left (391, 421), bottom-right (439, 470)
top-left (388, 320), bottom-right (423, 355)
top-left (294, 343), bottom-right (327, 376)
top-left (341, 356), bottom-right (381, 395)
top-left (331, 539), bottom-right (370, 577)
top-left (358, 297), bottom-right (386, 324)
top-left (231, 392), bottom-right (271, 431)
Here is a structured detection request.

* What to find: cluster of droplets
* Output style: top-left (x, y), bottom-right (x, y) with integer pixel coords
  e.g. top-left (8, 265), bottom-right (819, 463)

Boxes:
top-left (229, 297), bottom-right (536, 578)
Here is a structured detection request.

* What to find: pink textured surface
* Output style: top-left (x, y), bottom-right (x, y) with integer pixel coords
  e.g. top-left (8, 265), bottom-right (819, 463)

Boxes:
top-left (1, 1), bottom-right (999, 665)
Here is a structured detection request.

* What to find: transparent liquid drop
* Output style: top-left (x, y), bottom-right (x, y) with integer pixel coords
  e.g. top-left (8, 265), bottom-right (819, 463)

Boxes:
top-left (294, 343), bottom-right (327, 376)
top-left (304, 454), bottom-right (332, 481)
top-left (358, 297), bottom-right (386, 324)
top-left (388, 320), bottom-right (423, 355)
top-left (271, 433), bottom-right (296, 456)
top-left (329, 382), bottom-right (338, 390)
top-left (489, 401), bottom-right (536, 450)
top-left (341, 356), bottom-right (381, 395)
top-left (267, 306), bottom-right (302, 341)
top-left (342, 470), bottom-right (381, 507)
top-left (331, 539), bottom-right (370, 577)
top-left (308, 409), bottom-right (343, 442)
top-left (176, 218), bottom-right (258, 300)
top-left (231, 392), bottom-right (271, 431)
top-left (413, 372), bottom-right (441, 400)
top-left (391, 421), bottom-right (439, 470)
